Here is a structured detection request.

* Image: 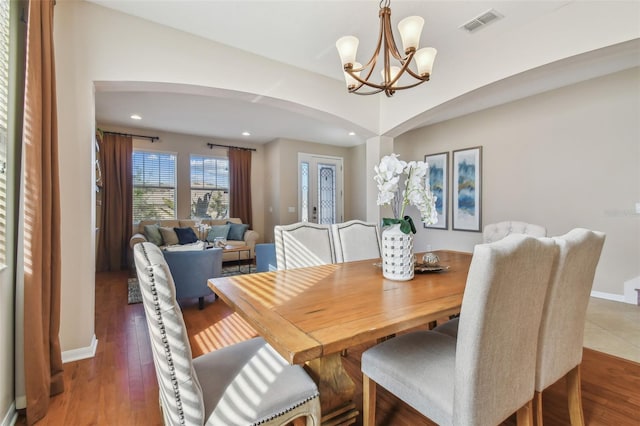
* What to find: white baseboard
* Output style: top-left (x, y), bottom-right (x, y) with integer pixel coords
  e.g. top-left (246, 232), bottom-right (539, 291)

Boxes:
top-left (14, 397), bottom-right (24, 411)
top-left (1, 402), bottom-right (17, 426)
top-left (61, 334), bottom-right (98, 363)
top-left (590, 290), bottom-right (626, 303)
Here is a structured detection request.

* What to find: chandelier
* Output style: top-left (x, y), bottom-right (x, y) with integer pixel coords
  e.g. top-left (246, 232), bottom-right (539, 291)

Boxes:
top-left (336, 0), bottom-right (437, 97)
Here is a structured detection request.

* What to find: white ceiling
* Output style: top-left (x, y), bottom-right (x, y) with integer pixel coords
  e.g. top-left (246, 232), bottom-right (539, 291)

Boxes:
top-left (89, 0), bottom-right (640, 146)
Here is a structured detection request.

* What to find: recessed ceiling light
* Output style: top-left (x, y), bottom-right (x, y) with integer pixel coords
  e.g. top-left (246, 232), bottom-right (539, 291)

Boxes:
top-left (348, 131), bottom-right (356, 136)
top-left (242, 131), bottom-right (251, 136)
top-left (130, 114), bottom-right (142, 120)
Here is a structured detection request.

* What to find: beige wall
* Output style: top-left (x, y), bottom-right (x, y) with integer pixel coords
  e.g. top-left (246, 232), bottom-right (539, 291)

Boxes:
top-left (395, 68), bottom-right (640, 295)
top-left (348, 143), bottom-right (367, 220)
top-left (262, 138), bottom-right (353, 242)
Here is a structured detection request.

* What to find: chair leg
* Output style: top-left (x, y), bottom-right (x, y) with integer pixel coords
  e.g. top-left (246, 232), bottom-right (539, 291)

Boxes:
top-left (363, 374), bottom-right (376, 426)
top-left (516, 399), bottom-right (533, 426)
top-left (198, 297), bottom-right (204, 310)
top-left (533, 391), bottom-right (543, 426)
top-left (567, 365), bottom-right (585, 426)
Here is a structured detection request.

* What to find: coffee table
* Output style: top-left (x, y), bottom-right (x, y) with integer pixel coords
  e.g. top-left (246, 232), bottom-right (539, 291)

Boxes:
top-left (222, 245), bottom-right (252, 273)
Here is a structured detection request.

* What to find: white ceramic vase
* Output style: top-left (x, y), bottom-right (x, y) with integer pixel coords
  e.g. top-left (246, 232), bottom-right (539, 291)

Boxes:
top-left (381, 223), bottom-right (414, 281)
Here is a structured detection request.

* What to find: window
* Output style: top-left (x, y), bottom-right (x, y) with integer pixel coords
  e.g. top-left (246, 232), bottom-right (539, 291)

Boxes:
top-left (0, 0), bottom-right (9, 265)
top-left (132, 150), bottom-right (176, 221)
top-left (190, 155), bottom-right (229, 219)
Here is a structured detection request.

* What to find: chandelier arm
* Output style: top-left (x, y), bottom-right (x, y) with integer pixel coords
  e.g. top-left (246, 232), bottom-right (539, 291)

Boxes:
top-left (349, 86), bottom-right (385, 96)
top-left (385, 79), bottom-right (427, 91)
top-left (386, 51), bottom-right (416, 88)
top-left (403, 67), bottom-right (430, 81)
top-left (353, 5), bottom-right (387, 74)
top-left (382, 7), bottom-right (405, 62)
top-left (344, 68), bottom-right (388, 91)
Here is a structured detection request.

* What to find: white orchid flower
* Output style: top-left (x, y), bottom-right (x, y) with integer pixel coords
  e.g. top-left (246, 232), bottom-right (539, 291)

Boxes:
top-left (374, 154), bottom-right (438, 229)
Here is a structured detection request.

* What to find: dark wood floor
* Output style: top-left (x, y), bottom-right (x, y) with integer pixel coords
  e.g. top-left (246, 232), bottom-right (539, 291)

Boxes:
top-left (18, 270), bottom-right (640, 425)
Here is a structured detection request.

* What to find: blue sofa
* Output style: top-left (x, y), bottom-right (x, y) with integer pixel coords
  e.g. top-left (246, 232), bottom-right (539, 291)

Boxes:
top-left (163, 247), bottom-right (222, 309)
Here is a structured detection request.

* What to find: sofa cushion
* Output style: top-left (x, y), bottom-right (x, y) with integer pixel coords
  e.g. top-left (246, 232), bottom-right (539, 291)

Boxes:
top-left (175, 227), bottom-right (199, 245)
top-left (159, 226), bottom-right (179, 246)
top-left (227, 222), bottom-right (249, 241)
top-left (144, 224), bottom-right (163, 246)
top-left (206, 225), bottom-right (230, 242)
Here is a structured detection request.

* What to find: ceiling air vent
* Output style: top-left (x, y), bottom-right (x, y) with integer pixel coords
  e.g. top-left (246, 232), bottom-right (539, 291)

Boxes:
top-left (460, 9), bottom-right (503, 33)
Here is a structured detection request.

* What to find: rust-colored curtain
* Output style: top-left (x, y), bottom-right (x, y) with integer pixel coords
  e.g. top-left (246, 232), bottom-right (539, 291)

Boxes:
top-left (96, 132), bottom-right (132, 272)
top-left (22, 0), bottom-right (64, 423)
top-left (228, 148), bottom-right (252, 225)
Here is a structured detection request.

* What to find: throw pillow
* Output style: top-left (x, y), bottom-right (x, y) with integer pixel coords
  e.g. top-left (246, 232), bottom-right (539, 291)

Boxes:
top-left (159, 227), bottom-right (179, 246)
top-left (143, 224), bottom-right (163, 246)
top-left (174, 227), bottom-right (199, 245)
top-left (226, 222), bottom-right (249, 241)
top-left (206, 225), bottom-right (231, 242)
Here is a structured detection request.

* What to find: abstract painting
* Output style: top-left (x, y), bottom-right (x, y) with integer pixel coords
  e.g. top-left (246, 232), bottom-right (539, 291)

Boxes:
top-left (452, 146), bottom-right (482, 232)
top-left (424, 152), bottom-right (448, 229)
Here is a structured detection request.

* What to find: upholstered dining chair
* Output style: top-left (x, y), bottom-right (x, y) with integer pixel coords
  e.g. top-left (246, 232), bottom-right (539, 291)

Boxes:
top-left (331, 220), bottom-right (381, 263)
top-left (433, 229), bottom-right (606, 425)
top-left (361, 234), bottom-right (559, 426)
top-left (483, 220), bottom-right (547, 243)
top-left (274, 222), bottom-right (335, 270)
top-left (534, 228), bottom-right (605, 425)
top-left (134, 242), bottom-right (321, 426)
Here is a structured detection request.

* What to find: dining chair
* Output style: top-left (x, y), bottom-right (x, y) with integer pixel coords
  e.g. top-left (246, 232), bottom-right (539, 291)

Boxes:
top-left (534, 228), bottom-right (605, 425)
top-left (432, 229), bottom-right (606, 425)
top-left (361, 234), bottom-right (559, 426)
top-left (134, 242), bottom-right (321, 426)
top-left (274, 222), bottom-right (336, 270)
top-left (331, 220), bottom-right (381, 263)
top-left (483, 220), bottom-right (547, 243)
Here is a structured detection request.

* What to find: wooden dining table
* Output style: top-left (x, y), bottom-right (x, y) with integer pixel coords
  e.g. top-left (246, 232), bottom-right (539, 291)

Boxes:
top-left (208, 250), bottom-right (472, 425)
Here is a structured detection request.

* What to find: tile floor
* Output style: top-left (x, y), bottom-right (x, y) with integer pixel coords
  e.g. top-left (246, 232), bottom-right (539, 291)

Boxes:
top-left (584, 297), bottom-right (640, 363)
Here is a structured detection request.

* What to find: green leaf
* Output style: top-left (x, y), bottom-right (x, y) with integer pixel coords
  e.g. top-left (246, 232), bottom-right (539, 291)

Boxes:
top-left (382, 216), bottom-right (417, 235)
top-left (399, 220), bottom-right (412, 234)
top-left (382, 217), bottom-right (401, 227)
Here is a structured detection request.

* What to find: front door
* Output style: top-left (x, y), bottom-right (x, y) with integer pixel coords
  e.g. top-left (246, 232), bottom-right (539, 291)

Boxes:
top-left (298, 153), bottom-right (343, 224)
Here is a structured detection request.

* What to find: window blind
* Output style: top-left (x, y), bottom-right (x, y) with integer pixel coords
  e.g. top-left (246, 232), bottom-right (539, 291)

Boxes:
top-left (0, 0), bottom-right (10, 264)
top-left (132, 150), bottom-right (176, 221)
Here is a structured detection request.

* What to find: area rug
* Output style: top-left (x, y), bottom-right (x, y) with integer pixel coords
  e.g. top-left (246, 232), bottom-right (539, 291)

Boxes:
top-left (221, 263), bottom-right (253, 276)
top-left (127, 265), bottom-right (253, 304)
top-left (128, 277), bottom-right (142, 304)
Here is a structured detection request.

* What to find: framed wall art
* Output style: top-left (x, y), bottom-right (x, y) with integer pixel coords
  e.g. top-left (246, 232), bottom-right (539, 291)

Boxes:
top-left (424, 152), bottom-right (448, 229)
top-left (452, 146), bottom-right (482, 232)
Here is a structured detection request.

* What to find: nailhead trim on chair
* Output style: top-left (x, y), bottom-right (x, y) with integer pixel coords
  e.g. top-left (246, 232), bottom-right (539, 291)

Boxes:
top-left (141, 244), bottom-right (188, 425)
top-left (252, 393), bottom-right (320, 425)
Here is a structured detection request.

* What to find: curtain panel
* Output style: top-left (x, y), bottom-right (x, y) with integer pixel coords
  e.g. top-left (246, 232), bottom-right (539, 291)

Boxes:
top-left (96, 132), bottom-right (132, 272)
top-left (21, 0), bottom-right (64, 423)
top-left (228, 148), bottom-right (252, 226)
